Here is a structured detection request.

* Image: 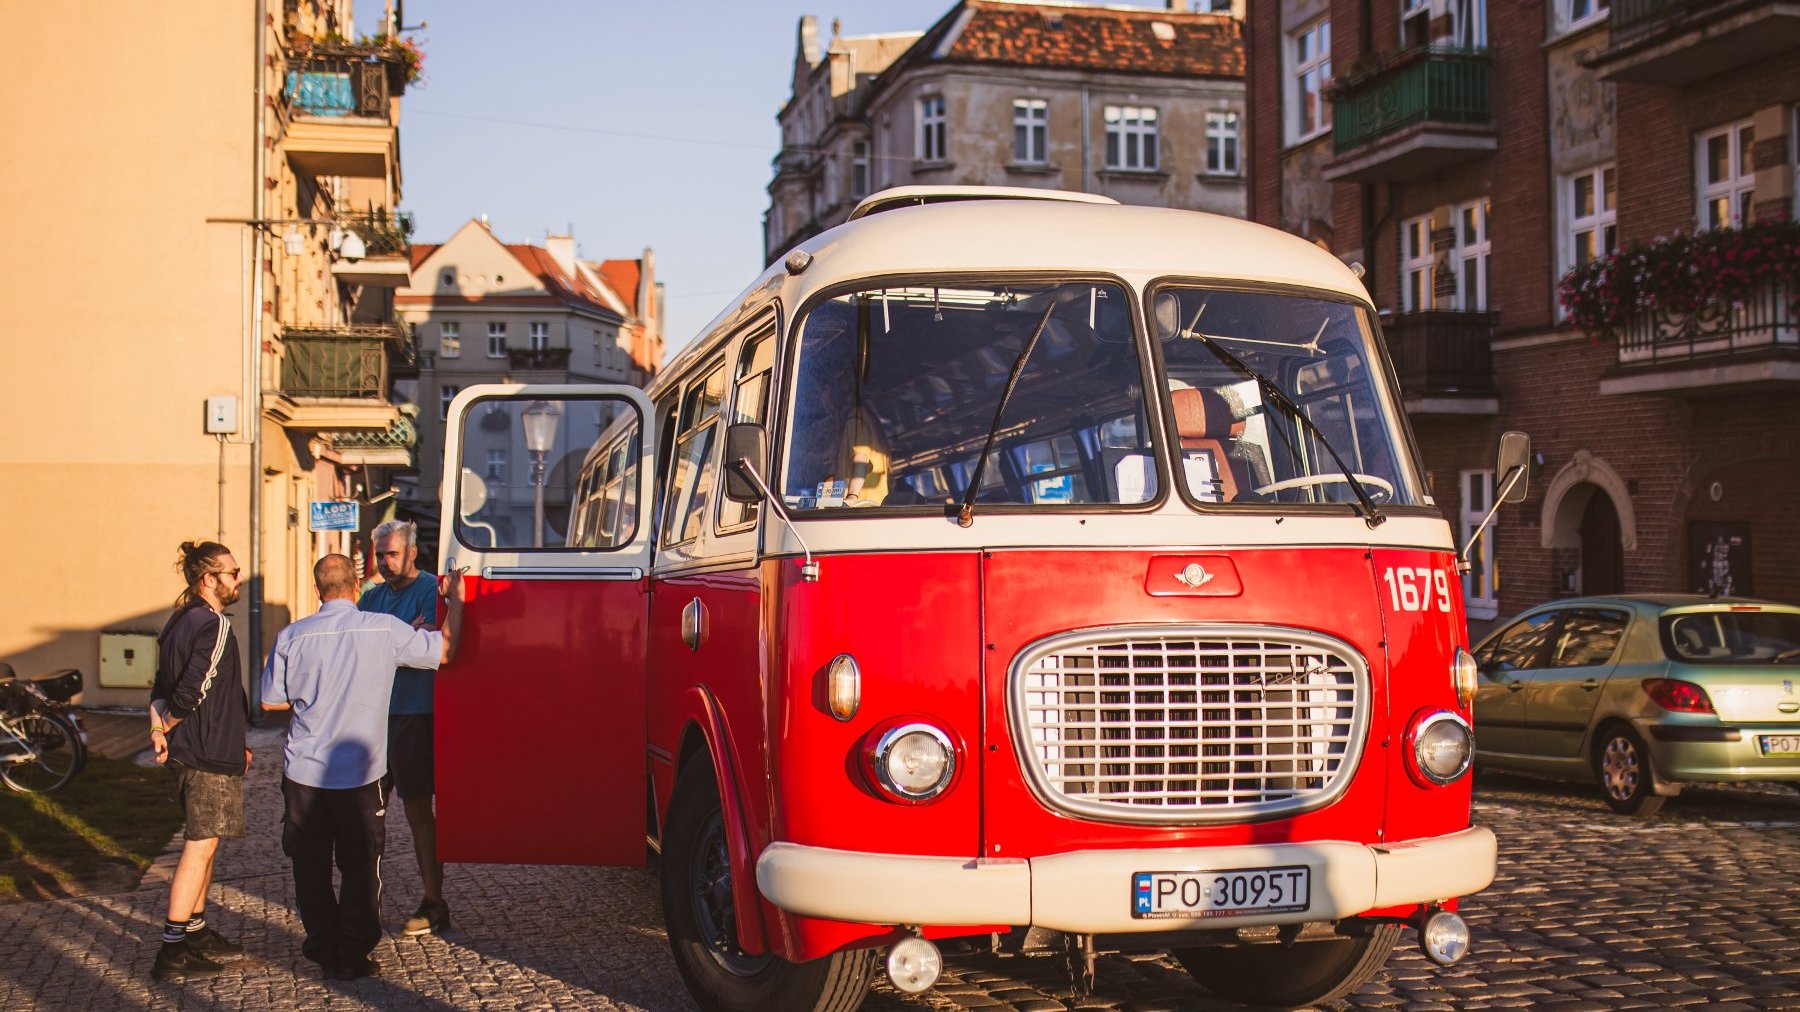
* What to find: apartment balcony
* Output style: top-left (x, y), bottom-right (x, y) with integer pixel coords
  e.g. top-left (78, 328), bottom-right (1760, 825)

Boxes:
top-left (770, 146), bottom-right (822, 179)
top-left (1587, 0), bottom-right (1800, 84)
top-left (330, 210), bottom-right (414, 287)
top-left (507, 347), bottom-right (572, 371)
top-left (1383, 311), bottom-right (1499, 414)
top-left (1600, 280), bottom-right (1800, 395)
top-left (266, 324), bottom-right (405, 430)
top-left (323, 411), bottom-right (418, 468)
top-left (282, 48), bottom-right (406, 179)
top-left (1323, 48), bottom-right (1496, 184)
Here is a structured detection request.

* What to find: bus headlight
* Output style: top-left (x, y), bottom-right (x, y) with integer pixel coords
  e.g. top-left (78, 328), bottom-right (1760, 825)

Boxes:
top-left (863, 721), bottom-right (957, 803)
top-left (1453, 647), bottom-right (1478, 709)
top-left (1406, 709), bottom-right (1473, 787)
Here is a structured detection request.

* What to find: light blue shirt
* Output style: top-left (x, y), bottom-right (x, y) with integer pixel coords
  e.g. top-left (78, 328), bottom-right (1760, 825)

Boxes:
top-left (261, 599), bottom-right (443, 790)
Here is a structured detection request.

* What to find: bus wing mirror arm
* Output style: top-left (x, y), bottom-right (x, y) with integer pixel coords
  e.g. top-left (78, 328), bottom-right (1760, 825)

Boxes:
top-left (1458, 431), bottom-right (1530, 574)
top-left (726, 450), bottom-right (820, 584)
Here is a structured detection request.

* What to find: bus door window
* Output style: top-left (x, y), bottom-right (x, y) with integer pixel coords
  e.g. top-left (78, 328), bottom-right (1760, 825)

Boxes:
top-left (719, 323), bottom-right (778, 532)
top-left (661, 362), bottom-right (727, 554)
top-left (454, 396), bottom-right (610, 549)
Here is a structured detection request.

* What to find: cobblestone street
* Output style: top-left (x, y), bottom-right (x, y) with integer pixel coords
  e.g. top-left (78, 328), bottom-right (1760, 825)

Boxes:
top-left (2, 726), bottom-right (1797, 1011)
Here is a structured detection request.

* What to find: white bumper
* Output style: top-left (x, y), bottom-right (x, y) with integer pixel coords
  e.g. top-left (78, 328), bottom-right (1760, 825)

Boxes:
top-left (755, 826), bottom-right (1496, 933)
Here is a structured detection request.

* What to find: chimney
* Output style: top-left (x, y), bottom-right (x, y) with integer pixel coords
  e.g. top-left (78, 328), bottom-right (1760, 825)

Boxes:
top-left (545, 234), bottom-right (577, 278)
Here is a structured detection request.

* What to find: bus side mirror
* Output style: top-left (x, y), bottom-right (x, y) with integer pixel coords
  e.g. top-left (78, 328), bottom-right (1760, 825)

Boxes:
top-left (724, 423), bottom-right (768, 504)
top-left (1495, 431), bottom-right (1530, 504)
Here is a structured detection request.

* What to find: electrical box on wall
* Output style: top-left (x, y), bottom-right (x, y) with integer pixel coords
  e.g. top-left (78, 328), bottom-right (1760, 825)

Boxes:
top-left (99, 631), bottom-right (159, 688)
top-left (205, 396), bottom-right (239, 434)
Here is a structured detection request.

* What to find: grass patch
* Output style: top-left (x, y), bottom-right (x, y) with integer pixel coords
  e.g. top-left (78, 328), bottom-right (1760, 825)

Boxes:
top-left (0, 757), bottom-right (184, 903)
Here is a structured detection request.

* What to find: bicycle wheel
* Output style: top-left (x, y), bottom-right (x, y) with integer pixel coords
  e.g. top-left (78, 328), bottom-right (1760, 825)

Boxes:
top-left (1, 712), bottom-right (82, 793)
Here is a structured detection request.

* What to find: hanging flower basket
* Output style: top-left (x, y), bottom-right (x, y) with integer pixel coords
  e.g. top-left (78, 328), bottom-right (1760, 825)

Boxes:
top-left (1557, 220), bottom-right (1800, 339)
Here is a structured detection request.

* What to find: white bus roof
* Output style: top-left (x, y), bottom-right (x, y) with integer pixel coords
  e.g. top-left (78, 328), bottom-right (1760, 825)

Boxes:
top-left (847, 185), bottom-right (1119, 220)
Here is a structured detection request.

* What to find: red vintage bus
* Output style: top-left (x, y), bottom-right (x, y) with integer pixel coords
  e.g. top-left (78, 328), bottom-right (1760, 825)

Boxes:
top-left (435, 187), bottom-right (1504, 1011)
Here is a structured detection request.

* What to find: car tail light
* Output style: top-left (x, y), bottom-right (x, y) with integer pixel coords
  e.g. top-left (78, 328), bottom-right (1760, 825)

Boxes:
top-left (1644, 678), bottom-right (1715, 713)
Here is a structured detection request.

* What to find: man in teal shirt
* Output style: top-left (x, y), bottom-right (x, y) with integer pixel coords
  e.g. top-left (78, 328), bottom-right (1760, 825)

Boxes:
top-left (358, 519), bottom-right (449, 937)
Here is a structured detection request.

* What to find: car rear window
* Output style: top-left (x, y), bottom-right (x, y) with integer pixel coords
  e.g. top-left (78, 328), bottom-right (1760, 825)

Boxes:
top-left (1662, 611), bottom-right (1800, 663)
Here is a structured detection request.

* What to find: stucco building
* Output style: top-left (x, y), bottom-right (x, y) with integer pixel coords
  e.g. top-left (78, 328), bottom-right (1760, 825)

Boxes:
top-left (1246, 0), bottom-right (1800, 627)
top-left (397, 220), bottom-right (664, 544)
top-left (765, 0), bottom-right (1248, 262)
top-left (0, 1), bottom-right (420, 705)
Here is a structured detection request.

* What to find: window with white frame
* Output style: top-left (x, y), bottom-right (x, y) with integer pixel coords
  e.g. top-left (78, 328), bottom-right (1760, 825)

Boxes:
top-left (487, 321), bottom-right (507, 357)
top-left (1401, 215), bottom-right (1434, 312)
top-left (1697, 120), bottom-right (1755, 230)
top-left (1558, 0), bottom-right (1608, 34)
top-left (440, 321), bottom-right (461, 358)
top-left (1460, 469), bottom-right (1499, 619)
top-left (529, 321), bottom-right (550, 351)
top-left (1562, 164), bottom-right (1617, 286)
top-left (1452, 198), bottom-right (1491, 311)
top-left (439, 383), bottom-right (462, 421)
top-left (1104, 105), bottom-right (1158, 171)
top-left (1451, 0), bottom-right (1489, 47)
top-left (485, 448), bottom-right (507, 484)
top-left (1014, 99), bottom-right (1048, 164)
top-left (851, 140), bottom-right (870, 198)
top-left (1205, 110), bottom-right (1241, 175)
top-left (917, 95), bottom-right (946, 162)
top-left (1289, 18), bottom-right (1332, 143)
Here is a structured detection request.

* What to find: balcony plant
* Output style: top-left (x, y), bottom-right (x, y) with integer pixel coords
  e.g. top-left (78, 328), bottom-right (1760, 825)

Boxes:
top-left (1557, 220), bottom-right (1800, 338)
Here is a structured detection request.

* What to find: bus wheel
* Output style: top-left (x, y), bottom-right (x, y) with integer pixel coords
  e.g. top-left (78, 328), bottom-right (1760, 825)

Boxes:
top-left (661, 755), bottom-right (874, 1012)
top-left (1171, 922), bottom-right (1401, 1010)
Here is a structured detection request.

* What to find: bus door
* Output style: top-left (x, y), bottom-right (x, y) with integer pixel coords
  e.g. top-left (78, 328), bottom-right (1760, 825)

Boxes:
top-left (437, 384), bottom-right (655, 866)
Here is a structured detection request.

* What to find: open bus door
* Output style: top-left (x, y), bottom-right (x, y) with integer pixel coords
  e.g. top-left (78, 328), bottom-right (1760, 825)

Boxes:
top-left (436, 385), bottom-right (654, 866)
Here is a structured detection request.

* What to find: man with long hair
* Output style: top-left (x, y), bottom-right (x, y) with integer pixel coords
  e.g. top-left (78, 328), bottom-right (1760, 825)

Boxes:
top-left (148, 540), bottom-right (250, 981)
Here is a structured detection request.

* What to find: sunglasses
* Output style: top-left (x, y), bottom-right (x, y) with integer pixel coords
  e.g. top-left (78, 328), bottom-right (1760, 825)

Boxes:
top-left (211, 569), bottom-right (242, 580)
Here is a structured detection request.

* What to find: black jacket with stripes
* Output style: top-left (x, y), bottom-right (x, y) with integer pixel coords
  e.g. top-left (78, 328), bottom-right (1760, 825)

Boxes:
top-left (153, 603), bottom-right (247, 776)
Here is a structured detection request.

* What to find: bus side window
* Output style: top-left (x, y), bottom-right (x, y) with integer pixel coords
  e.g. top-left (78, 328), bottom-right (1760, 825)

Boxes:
top-left (649, 395), bottom-right (680, 549)
top-left (661, 362), bottom-right (727, 549)
top-left (720, 327), bottom-right (776, 531)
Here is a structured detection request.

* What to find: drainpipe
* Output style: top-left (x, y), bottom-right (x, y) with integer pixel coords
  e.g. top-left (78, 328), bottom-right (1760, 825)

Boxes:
top-left (1080, 85), bottom-right (1091, 193)
top-left (249, 0), bottom-right (267, 711)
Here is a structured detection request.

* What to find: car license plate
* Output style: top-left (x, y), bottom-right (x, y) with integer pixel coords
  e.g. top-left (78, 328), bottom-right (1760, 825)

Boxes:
top-left (1132, 865), bottom-right (1310, 919)
top-left (1758, 734), bottom-right (1800, 756)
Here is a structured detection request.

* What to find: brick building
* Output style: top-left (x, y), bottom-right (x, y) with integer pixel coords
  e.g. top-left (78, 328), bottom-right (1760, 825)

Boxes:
top-left (1247, 0), bottom-right (1800, 627)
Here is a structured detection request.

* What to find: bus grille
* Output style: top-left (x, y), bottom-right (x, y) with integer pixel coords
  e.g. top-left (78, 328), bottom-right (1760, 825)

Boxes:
top-left (1009, 625), bottom-right (1369, 823)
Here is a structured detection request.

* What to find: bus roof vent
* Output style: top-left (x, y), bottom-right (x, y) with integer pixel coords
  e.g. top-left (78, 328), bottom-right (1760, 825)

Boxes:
top-left (846, 185), bottom-right (1120, 222)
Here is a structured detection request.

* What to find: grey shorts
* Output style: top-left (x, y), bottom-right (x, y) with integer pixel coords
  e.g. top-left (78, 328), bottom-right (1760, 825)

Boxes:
top-left (174, 764), bottom-right (245, 840)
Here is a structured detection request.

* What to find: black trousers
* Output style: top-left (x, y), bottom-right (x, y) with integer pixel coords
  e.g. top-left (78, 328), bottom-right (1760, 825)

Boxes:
top-left (280, 776), bottom-right (387, 966)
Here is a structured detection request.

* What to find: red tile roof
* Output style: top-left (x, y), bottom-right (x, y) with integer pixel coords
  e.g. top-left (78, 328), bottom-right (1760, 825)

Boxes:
top-left (410, 244), bottom-right (439, 270)
top-left (912, 1), bottom-right (1242, 79)
top-left (596, 259), bottom-right (642, 316)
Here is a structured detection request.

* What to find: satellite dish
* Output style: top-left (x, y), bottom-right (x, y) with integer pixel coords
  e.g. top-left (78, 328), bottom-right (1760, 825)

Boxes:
top-left (339, 230), bottom-right (367, 262)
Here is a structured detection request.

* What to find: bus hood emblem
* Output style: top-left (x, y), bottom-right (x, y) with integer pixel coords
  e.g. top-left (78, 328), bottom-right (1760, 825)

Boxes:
top-left (1176, 564), bottom-right (1214, 588)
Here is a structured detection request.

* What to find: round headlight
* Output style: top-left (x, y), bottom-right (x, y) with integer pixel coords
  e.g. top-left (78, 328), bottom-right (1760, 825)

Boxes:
top-left (1409, 709), bottom-right (1473, 786)
top-left (869, 723), bottom-right (956, 802)
top-left (1453, 647), bottom-right (1478, 709)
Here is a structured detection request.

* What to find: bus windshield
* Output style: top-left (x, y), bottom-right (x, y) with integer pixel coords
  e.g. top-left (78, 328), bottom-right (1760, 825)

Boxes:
top-left (782, 280), bottom-right (1157, 511)
top-left (1151, 286), bottom-right (1421, 509)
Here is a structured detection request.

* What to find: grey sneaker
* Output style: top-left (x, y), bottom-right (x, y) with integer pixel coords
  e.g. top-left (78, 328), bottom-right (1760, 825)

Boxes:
top-left (402, 898), bottom-right (449, 937)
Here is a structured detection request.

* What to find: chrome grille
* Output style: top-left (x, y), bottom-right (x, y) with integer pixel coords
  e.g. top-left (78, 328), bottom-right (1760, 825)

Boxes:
top-left (1010, 625), bottom-right (1368, 823)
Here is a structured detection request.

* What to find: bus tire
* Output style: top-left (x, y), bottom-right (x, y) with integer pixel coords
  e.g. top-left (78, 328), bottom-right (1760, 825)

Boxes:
top-left (1171, 921), bottom-right (1401, 1009)
top-left (662, 755), bottom-right (874, 1012)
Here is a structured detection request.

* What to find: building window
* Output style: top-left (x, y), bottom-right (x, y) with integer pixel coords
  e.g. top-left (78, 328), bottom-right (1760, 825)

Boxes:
top-left (1697, 120), bottom-right (1755, 230)
top-left (1559, 0), bottom-right (1609, 33)
top-left (1452, 198), bottom-right (1491, 312)
top-left (917, 95), bottom-right (946, 162)
top-left (1460, 470), bottom-right (1499, 620)
top-left (1561, 165), bottom-right (1617, 293)
top-left (851, 140), bottom-right (870, 198)
top-left (1205, 110), bottom-right (1240, 175)
top-left (488, 322), bottom-right (507, 357)
top-left (1104, 105), bottom-right (1158, 171)
top-left (439, 383), bottom-right (462, 421)
top-left (1289, 18), bottom-right (1332, 143)
top-left (440, 321), bottom-right (461, 358)
top-left (1013, 99), bottom-right (1048, 164)
top-left (1401, 0), bottom-right (1432, 47)
top-left (1401, 215), bottom-right (1434, 312)
top-left (485, 448), bottom-right (507, 484)
top-left (529, 321), bottom-right (550, 352)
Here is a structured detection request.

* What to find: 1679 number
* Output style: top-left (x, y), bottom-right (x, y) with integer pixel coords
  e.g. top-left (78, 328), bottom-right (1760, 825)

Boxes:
top-left (1383, 566), bottom-right (1451, 613)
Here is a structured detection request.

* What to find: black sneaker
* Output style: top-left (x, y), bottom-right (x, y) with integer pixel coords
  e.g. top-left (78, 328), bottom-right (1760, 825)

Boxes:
top-left (326, 955), bottom-right (381, 981)
top-left (186, 925), bottom-right (245, 961)
top-left (402, 898), bottom-right (450, 937)
top-left (151, 941), bottom-right (224, 982)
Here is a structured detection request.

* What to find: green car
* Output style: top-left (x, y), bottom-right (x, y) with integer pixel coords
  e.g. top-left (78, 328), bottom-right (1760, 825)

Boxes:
top-left (1471, 595), bottom-right (1800, 816)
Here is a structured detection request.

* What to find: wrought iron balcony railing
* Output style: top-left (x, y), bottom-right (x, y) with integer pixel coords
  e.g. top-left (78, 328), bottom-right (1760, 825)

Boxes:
top-left (279, 324), bottom-right (404, 399)
top-left (1331, 49), bottom-right (1493, 154)
top-left (283, 50), bottom-right (399, 120)
top-left (1616, 280), bottom-right (1800, 365)
top-left (1610, 0), bottom-right (1720, 39)
top-left (1383, 311), bottom-right (1498, 398)
top-left (338, 209), bottom-right (413, 256)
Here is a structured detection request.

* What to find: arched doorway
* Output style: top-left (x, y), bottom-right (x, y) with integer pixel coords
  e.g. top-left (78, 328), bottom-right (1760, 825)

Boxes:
top-left (1578, 488), bottom-right (1624, 595)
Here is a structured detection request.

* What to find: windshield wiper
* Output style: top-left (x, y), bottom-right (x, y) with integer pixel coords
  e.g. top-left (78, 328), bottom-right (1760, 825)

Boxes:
top-left (1181, 309), bottom-right (1385, 528)
top-left (957, 300), bottom-right (1058, 528)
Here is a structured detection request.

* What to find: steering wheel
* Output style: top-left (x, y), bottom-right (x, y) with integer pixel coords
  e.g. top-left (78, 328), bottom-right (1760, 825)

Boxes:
top-left (1253, 473), bottom-right (1396, 503)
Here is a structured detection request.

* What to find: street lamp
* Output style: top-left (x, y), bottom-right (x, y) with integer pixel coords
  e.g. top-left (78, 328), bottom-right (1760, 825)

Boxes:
top-left (521, 400), bottom-right (562, 547)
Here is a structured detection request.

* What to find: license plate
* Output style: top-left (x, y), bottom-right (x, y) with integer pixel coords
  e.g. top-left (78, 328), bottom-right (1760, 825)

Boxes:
top-left (1758, 734), bottom-right (1800, 756)
top-left (1132, 865), bottom-right (1310, 919)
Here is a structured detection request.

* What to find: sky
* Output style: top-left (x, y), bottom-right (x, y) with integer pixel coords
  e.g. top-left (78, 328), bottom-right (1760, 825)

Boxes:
top-left (379, 1), bottom-right (1181, 360)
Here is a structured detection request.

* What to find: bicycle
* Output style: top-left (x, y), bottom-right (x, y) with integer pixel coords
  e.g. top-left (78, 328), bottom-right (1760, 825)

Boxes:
top-left (0, 664), bottom-right (88, 794)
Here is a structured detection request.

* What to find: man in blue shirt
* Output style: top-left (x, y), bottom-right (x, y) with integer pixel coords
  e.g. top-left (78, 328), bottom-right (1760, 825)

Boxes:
top-left (358, 519), bottom-right (450, 937)
top-left (261, 554), bottom-right (463, 980)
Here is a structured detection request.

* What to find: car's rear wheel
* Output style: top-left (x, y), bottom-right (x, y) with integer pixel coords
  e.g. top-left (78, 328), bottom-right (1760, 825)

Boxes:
top-left (1594, 723), bottom-right (1664, 816)
top-left (1172, 922), bottom-right (1401, 1009)
top-left (662, 755), bottom-right (874, 1012)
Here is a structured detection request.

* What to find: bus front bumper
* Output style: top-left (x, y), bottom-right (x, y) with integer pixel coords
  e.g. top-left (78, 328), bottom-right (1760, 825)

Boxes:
top-left (755, 826), bottom-right (1496, 933)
